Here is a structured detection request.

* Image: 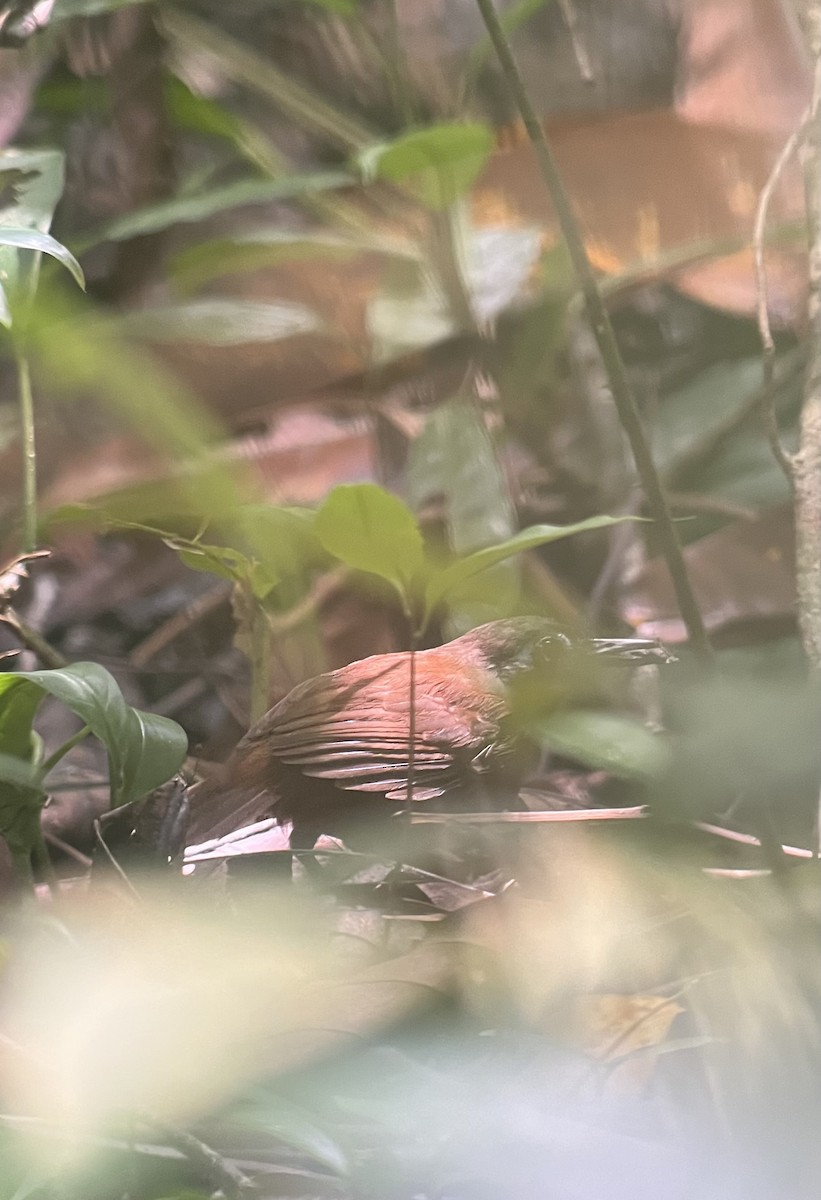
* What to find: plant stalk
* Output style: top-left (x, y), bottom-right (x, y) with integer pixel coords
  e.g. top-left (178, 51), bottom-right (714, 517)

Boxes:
top-left (796, 8), bottom-right (821, 668)
top-left (16, 348), bottom-right (37, 553)
top-left (473, 0), bottom-right (712, 663)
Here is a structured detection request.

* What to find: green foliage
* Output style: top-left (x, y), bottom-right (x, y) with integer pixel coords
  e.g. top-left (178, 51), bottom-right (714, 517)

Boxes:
top-left (315, 483), bottom-right (426, 611)
top-left (358, 123), bottom-right (494, 210)
top-left (314, 483), bottom-right (639, 631)
top-left (421, 515), bottom-right (640, 626)
top-left (0, 148), bottom-right (84, 327)
top-left (529, 710), bottom-right (669, 780)
top-left (97, 171), bottom-right (350, 244)
top-left (408, 397), bottom-right (521, 624)
top-left (0, 664), bottom-right (187, 874)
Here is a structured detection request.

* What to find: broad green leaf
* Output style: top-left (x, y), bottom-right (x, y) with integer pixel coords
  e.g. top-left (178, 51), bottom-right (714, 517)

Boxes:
top-left (0, 228), bottom-right (84, 290)
top-left (653, 355), bottom-right (799, 542)
top-left (0, 147), bottom-right (70, 321)
top-left (123, 298), bottom-right (323, 346)
top-left (122, 709), bottom-right (189, 804)
top-left (409, 398), bottom-right (520, 625)
top-left (315, 484), bottom-right (424, 602)
top-left (530, 711), bottom-right (669, 780)
top-left (360, 123), bottom-right (494, 210)
top-left (424, 516), bottom-right (640, 622)
top-left (0, 674), bottom-right (42, 759)
top-left (0, 678), bottom-right (45, 869)
top-left (0, 783), bottom-right (44, 874)
top-left (97, 171), bottom-right (350, 243)
top-left (2, 663), bottom-right (187, 806)
top-left (0, 752), bottom-right (39, 789)
top-left (409, 398), bottom-right (516, 553)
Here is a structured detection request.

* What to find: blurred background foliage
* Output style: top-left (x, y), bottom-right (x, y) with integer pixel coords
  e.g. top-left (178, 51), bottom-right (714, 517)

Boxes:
top-left (0, 1), bottom-right (818, 1198)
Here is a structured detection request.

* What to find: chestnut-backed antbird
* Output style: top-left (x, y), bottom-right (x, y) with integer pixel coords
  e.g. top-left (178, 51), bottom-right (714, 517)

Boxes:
top-left (195, 618), bottom-right (671, 854)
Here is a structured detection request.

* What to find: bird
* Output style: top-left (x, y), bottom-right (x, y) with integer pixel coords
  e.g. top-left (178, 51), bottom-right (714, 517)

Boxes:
top-left (189, 617), bottom-right (672, 856)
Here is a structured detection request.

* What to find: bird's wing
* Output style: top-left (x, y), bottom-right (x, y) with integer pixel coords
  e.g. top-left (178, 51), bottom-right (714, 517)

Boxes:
top-left (243, 655), bottom-right (507, 802)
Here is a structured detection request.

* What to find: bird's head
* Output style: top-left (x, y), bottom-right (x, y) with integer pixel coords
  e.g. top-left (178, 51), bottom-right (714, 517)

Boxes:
top-left (453, 617), bottom-right (572, 684)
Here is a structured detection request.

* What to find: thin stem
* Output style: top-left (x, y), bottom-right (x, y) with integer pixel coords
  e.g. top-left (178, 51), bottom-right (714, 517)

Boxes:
top-left (16, 348), bottom-right (37, 553)
top-left (31, 830), bottom-right (57, 896)
top-left (752, 115), bottom-right (806, 483)
top-left (40, 725), bottom-right (91, 778)
top-left (473, 0), bottom-right (712, 663)
top-left (795, 24), bottom-right (821, 670)
top-left (407, 635), bottom-right (418, 806)
top-left (0, 605), bottom-right (68, 669)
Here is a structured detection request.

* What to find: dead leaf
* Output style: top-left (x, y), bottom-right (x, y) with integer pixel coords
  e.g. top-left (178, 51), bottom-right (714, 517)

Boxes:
top-left (621, 506), bottom-right (795, 641)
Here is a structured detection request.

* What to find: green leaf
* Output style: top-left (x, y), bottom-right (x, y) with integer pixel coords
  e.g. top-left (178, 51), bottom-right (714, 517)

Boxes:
top-left (654, 355), bottom-right (799, 542)
top-left (0, 147), bottom-right (71, 321)
top-left (409, 398), bottom-right (517, 553)
top-left (0, 678), bottom-right (46, 870)
top-left (423, 516), bottom-right (640, 622)
top-left (529, 711), bottom-right (669, 781)
top-left (0, 674), bottom-right (42, 760)
top-left (1, 663), bottom-right (187, 806)
top-left (121, 708), bottom-right (189, 804)
top-left (0, 752), bottom-right (40, 789)
top-left (409, 397), bottom-right (520, 625)
top-left (97, 171), bottom-right (350, 243)
top-left (359, 123), bottom-right (494, 210)
top-left (0, 228), bottom-right (84, 290)
top-left (122, 298), bottom-right (324, 346)
top-left (315, 484), bottom-right (425, 603)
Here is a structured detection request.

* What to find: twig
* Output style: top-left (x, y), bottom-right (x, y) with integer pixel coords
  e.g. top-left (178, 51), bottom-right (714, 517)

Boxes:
top-left (129, 583), bottom-right (230, 668)
top-left (43, 831), bottom-right (93, 869)
top-left (693, 821), bottom-right (814, 861)
top-left (93, 817), bottom-right (142, 902)
top-left (0, 605), bottom-right (67, 668)
top-left (557, 0), bottom-right (593, 82)
top-left (753, 117), bottom-right (806, 481)
top-left (133, 1112), bottom-right (254, 1200)
top-left (473, 0), bottom-right (712, 664)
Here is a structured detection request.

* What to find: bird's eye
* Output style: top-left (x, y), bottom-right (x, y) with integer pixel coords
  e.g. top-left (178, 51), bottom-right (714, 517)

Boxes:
top-left (537, 633), bottom-right (573, 653)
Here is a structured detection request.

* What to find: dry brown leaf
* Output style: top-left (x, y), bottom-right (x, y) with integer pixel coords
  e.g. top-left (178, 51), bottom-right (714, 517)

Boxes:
top-left (621, 506), bottom-right (795, 641)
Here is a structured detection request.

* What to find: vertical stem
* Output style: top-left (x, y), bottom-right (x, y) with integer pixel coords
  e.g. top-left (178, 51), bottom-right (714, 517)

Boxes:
top-left (473, 0), bottom-right (712, 664)
top-left (796, 8), bottom-right (821, 669)
top-left (16, 347), bottom-right (37, 553)
top-left (407, 642), bottom-right (417, 803)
